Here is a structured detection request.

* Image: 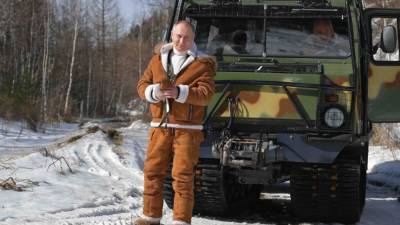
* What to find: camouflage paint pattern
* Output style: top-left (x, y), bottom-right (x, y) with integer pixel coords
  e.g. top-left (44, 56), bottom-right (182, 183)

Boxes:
top-left (368, 63), bottom-right (400, 122)
top-left (216, 85), bottom-right (309, 119)
top-left (189, 0), bottom-right (362, 127)
top-left (207, 59), bottom-right (354, 123)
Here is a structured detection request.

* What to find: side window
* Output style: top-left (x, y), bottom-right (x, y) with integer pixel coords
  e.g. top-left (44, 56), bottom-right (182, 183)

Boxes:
top-left (371, 17), bottom-right (399, 62)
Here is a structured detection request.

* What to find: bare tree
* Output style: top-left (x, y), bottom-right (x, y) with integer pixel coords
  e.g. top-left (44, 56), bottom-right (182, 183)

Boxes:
top-left (64, 0), bottom-right (81, 116)
top-left (0, 0), bottom-right (173, 123)
top-left (41, 0), bottom-right (51, 122)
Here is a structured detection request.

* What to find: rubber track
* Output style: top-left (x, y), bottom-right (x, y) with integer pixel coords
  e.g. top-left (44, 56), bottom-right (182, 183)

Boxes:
top-left (163, 161), bottom-right (229, 215)
top-left (290, 159), bottom-right (362, 223)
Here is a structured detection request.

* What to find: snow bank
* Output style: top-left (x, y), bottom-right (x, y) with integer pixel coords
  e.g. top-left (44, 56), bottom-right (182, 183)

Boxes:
top-left (0, 124), bottom-right (147, 225)
top-left (1, 118), bottom-right (400, 225)
top-left (0, 120), bottom-right (80, 159)
top-left (125, 120), bottom-right (149, 130)
top-left (368, 146), bottom-right (400, 191)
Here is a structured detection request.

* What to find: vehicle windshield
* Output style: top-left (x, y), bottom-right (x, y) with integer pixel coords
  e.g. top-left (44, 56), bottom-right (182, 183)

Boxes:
top-left (192, 17), bottom-right (351, 58)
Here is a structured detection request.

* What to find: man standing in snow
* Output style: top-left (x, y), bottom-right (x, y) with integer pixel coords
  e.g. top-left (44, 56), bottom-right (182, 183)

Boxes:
top-left (134, 20), bottom-right (216, 225)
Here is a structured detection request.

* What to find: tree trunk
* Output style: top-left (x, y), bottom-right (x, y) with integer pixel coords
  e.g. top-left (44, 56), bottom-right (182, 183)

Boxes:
top-left (64, 0), bottom-right (80, 116)
top-left (86, 56), bottom-right (92, 117)
top-left (117, 81), bottom-right (125, 116)
top-left (138, 20), bottom-right (143, 80)
top-left (41, 0), bottom-right (50, 122)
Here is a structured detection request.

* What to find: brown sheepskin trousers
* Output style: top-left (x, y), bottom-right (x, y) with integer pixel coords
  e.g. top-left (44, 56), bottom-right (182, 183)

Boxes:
top-left (142, 127), bottom-right (203, 224)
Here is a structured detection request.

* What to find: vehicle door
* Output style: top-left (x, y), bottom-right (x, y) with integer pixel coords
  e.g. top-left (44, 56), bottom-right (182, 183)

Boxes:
top-left (365, 8), bottom-right (400, 122)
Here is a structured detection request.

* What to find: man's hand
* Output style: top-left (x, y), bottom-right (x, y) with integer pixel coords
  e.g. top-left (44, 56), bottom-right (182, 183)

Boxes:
top-left (161, 87), bottom-right (178, 100)
top-left (154, 86), bottom-right (178, 101)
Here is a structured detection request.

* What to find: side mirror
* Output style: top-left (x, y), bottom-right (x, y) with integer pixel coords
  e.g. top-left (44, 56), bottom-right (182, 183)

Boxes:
top-left (380, 25), bottom-right (397, 53)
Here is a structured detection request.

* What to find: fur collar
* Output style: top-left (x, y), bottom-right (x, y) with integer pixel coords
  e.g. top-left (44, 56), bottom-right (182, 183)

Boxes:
top-left (153, 42), bottom-right (216, 73)
top-left (154, 42), bottom-right (198, 58)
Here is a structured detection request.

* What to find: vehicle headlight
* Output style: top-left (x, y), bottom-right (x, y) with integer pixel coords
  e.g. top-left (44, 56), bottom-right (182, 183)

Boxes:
top-left (324, 107), bottom-right (345, 128)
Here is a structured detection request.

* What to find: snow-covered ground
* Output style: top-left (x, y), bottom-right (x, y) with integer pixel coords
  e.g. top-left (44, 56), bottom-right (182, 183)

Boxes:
top-left (0, 119), bottom-right (399, 225)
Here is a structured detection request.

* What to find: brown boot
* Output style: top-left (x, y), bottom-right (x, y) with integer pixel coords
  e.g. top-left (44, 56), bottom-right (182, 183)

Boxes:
top-left (132, 217), bottom-right (160, 225)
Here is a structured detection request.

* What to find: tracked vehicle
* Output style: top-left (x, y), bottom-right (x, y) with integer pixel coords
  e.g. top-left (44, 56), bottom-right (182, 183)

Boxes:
top-left (162, 0), bottom-right (400, 223)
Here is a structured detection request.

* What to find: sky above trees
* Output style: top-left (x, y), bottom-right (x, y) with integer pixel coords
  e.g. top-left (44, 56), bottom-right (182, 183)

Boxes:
top-left (118, 0), bottom-right (162, 29)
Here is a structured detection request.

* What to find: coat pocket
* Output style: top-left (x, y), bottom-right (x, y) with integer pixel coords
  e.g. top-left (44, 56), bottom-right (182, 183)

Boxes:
top-left (190, 104), bottom-right (205, 123)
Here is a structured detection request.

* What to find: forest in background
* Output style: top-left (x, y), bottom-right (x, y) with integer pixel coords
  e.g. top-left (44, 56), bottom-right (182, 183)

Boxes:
top-left (0, 0), bottom-right (172, 129)
top-left (0, 0), bottom-right (399, 131)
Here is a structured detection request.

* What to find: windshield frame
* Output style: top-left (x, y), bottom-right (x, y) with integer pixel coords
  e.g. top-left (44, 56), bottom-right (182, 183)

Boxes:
top-left (182, 4), bottom-right (352, 59)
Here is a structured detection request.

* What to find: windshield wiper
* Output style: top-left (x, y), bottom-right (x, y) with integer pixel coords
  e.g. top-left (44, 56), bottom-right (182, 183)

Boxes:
top-left (219, 61), bottom-right (323, 74)
top-left (218, 60), bottom-right (344, 87)
top-left (291, 8), bottom-right (339, 12)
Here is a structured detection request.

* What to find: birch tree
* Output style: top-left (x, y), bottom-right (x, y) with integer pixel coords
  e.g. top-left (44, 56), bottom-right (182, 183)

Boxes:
top-left (64, 0), bottom-right (80, 116)
top-left (41, 0), bottom-right (51, 122)
top-left (0, 0), bottom-right (173, 122)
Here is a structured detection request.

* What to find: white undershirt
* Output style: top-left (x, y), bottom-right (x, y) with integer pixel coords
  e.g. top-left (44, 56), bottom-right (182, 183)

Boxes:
top-left (171, 48), bottom-right (188, 75)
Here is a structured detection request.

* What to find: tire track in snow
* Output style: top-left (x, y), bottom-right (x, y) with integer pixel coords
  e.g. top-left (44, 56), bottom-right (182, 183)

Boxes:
top-left (122, 132), bottom-right (148, 171)
top-left (92, 144), bottom-right (130, 180)
top-left (71, 147), bottom-right (86, 167)
top-left (0, 127), bottom-right (147, 225)
top-left (0, 213), bottom-right (133, 225)
top-left (27, 133), bottom-right (145, 224)
top-left (82, 141), bottom-right (137, 181)
top-left (84, 143), bottom-right (111, 177)
top-left (45, 201), bottom-right (131, 220)
top-left (39, 193), bottom-right (141, 222)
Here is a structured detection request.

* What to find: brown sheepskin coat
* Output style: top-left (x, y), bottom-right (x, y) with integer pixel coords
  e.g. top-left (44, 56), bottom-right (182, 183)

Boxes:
top-left (137, 44), bottom-right (216, 126)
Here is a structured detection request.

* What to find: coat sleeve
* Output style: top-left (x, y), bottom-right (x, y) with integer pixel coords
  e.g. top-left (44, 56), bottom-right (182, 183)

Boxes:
top-left (137, 55), bottom-right (158, 102)
top-left (185, 58), bottom-right (216, 106)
